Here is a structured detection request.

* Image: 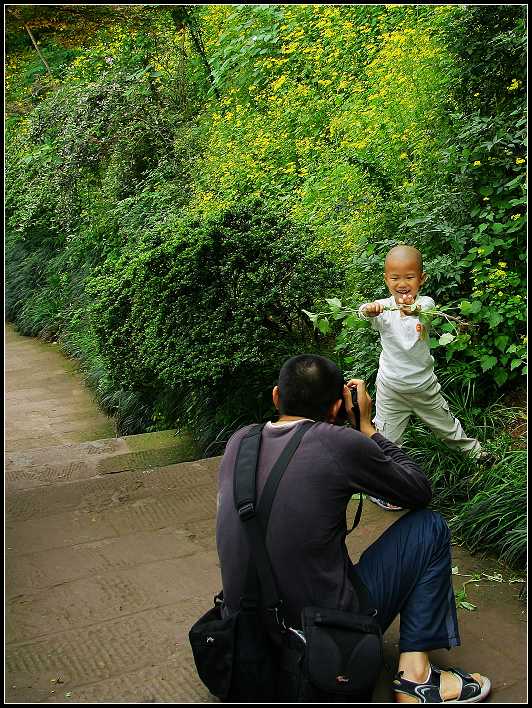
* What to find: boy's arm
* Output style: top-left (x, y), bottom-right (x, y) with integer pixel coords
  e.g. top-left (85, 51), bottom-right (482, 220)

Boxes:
top-left (358, 301), bottom-right (384, 318)
top-left (358, 300), bottom-right (386, 330)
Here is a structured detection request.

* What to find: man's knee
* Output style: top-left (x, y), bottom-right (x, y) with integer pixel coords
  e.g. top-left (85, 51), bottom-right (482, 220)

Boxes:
top-left (404, 508), bottom-right (451, 545)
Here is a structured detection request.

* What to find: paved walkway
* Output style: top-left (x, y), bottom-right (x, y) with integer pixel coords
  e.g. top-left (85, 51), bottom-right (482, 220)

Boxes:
top-left (5, 324), bottom-right (115, 451)
top-left (4, 324), bottom-right (527, 703)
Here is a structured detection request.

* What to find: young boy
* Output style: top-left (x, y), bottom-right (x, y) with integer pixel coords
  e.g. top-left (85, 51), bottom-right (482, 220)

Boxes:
top-left (359, 244), bottom-right (483, 511)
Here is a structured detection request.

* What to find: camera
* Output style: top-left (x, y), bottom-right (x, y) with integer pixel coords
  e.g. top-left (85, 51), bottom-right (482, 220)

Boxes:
top-left (337, 385), bottom-right (361, 430)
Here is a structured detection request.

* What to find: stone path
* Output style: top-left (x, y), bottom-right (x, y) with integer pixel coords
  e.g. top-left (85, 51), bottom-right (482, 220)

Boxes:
top-left (5, 325), bottom-right (115, 451)
top-left (5, 324), bottom-right (527, 703)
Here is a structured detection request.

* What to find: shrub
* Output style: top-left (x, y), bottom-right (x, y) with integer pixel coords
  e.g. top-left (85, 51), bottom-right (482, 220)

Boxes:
top-left (86, 201), bottom-right (343, 447)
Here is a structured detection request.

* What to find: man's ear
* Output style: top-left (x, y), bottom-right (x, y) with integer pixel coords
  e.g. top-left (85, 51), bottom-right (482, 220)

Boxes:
top-left (327, 398), bottom-right (343, 423)
top-left (272, 386), bottom-right (280, 411)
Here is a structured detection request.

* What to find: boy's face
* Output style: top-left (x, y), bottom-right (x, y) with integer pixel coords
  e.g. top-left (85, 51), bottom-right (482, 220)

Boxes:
top-left (384, 253), bottom-right (426, 304)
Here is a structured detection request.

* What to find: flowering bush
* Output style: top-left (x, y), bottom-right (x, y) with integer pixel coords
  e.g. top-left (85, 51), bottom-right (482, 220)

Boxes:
top-left (5, 4), bottom-right (526, 441)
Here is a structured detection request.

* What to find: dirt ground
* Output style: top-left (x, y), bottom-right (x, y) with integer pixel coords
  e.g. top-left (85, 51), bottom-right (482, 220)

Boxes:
top-left (4, 324), bottom-right (527, 703)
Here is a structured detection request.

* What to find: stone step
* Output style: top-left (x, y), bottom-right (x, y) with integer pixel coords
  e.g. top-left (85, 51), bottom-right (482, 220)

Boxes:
top-left (5, 430), bottom-right (200, 492)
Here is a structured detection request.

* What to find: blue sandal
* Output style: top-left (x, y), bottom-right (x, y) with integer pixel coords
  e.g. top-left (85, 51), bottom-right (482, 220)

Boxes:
top-left (393, 663), bottom-right (491, 703)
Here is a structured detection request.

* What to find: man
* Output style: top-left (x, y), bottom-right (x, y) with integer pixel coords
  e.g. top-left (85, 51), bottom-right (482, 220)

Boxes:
top-left (216, 354), bottom-right (490, 703)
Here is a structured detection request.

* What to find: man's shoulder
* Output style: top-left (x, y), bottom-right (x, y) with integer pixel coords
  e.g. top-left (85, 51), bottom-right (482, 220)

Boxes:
top-left (309, 421), bottom-right (371, 452)
top-left (226, 424), bottom-right (259, 448)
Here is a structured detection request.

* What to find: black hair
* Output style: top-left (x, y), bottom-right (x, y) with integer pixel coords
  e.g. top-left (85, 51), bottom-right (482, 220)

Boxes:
top-left (277, 354), bottom-right (344, 421)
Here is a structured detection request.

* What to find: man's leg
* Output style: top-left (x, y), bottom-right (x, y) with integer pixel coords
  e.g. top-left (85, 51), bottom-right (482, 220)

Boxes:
top-left (350, 510), bottom-right (489, 701)
top-left (351, 509), bottom-right (460, 652)
top-left (411, 381), bottom-right (481, 456)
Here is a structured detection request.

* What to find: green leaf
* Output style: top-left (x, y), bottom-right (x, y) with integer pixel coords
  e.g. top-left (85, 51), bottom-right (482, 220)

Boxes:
top-left (510, 359), bottom-right (523, 371)
top-left (470, 301), bottom-right (482, 314)
top-left (302, 309), bottom-right (317, 324)
top-left (317, 318), bottom-right (331, 335)
top-left (459, 601), bottom-right (477, 612)
top-left (325, 297), bottom-right (342, 310)
top-left (439, 333), bottom-right (455, 346)
top-left (487, 311), bottom-right (504, 328)
top-left (494, 335), bottom-right (509, 352)
top-left (344, 315), bottom-right (368, 330)
top-left (480, 355), bottom-right (498, 372)
top-left (505, 175), bottom-right (523, 188)
top-left (493, 368), bottom-right (508, 386)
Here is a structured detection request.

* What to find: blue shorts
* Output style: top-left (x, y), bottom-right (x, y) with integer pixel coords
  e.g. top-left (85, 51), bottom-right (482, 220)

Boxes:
top-left (350, 509), bottom-right (461, 653)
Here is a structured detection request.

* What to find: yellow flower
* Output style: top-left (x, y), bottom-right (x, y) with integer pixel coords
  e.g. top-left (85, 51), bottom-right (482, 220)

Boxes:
top-left (400, 152), bottom-right (408, 159)
top-left (511, 214), bottom-right (522, 220)
top-left (498, 262), bottom-right (507, 268)
top-left (516, 158), bottom-right (525, 164)
top-left (474, 92), bottom-right (480, 97)
top-left (482, 197), bottom-right (490, 201)
top-left (473, 160), bottom-right (481, 166)
top-left (507, 79), bottom-right (520, 91)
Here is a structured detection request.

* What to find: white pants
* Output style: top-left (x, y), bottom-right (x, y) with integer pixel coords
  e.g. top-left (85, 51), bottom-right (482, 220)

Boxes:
top-left (374, 377), bottom-right (481, 456)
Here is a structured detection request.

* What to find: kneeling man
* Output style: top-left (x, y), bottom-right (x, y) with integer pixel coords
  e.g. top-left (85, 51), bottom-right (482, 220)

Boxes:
top-left (216, 354), bottom-right (490, 703)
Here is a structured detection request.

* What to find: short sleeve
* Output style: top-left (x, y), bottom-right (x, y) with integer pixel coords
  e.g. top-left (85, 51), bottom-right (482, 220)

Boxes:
top-left (419, 296), bottom-right (435, 310)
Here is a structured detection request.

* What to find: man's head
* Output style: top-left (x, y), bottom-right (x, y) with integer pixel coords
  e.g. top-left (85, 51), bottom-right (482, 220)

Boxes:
top-left (273, 354), bottom-right (344, 422)
top-left (384, 245), bottom-right (426, 304)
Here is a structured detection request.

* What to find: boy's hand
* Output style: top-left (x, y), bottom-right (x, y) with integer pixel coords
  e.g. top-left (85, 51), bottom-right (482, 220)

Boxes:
top-left (398, 294), bottom-right (419, 315)
top-left (362, 301), bottom-right (384, 317)
top-left (345, 379), bottom-right (376, 437)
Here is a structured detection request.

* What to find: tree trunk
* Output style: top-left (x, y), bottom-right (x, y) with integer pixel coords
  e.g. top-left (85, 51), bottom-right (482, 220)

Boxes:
top-left (170, 7), bottom-right (220, 100)
top-left (24, 24), bottom-right (53, 78)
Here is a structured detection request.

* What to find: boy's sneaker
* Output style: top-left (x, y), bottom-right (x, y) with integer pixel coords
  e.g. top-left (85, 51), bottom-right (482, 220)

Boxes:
top-left (369, 496), bottom-right (403, 511)
top-left (476, 450), bottom-right (498, 467)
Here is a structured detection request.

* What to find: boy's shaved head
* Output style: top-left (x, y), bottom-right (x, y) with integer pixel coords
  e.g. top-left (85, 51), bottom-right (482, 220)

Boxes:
top-left (385, 245), bottom-right (423, 273)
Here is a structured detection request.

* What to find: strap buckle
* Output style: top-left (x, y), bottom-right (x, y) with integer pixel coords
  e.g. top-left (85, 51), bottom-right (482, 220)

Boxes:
top-left (238, 502), bottom-right (255, 521)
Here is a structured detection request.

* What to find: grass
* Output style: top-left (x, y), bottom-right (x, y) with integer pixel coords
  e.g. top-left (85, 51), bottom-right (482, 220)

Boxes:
top-left (402, 375), bottom-right (527, 570)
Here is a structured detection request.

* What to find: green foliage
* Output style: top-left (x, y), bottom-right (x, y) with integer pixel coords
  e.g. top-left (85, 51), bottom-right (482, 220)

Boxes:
top-left (4, 5), bottom-right (527, 565)
top-left (86, 202), bottom-right (341, 445)
top-left (402, 376), bottom-right (526, 569)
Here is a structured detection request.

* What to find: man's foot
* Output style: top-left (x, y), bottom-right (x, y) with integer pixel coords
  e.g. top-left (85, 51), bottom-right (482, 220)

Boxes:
top-left (394, 663), bottom-right (491, 703)
top-left (369, 496), bottom-right (403, 511)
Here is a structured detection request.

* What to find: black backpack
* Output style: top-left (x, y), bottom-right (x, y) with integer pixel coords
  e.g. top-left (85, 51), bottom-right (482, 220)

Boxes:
top-left (189, 422), bottom-right (384, 702)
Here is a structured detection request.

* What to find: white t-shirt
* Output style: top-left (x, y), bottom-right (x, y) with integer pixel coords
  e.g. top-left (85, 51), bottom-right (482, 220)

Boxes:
top-left (359, 295), bottom-right (437, 391)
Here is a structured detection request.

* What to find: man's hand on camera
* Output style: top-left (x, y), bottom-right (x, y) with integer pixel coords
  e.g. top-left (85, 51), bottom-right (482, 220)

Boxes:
top-left (345, 379), bottom-right (376, 437)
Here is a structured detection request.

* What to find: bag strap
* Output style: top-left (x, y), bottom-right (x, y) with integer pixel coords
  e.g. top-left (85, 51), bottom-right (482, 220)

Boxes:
top-left (234, 421), bottom-right (314, 611)
top-left (257, 421), bottom-right (314, 523)
top-left (346, 493), bottom-right (364, 537)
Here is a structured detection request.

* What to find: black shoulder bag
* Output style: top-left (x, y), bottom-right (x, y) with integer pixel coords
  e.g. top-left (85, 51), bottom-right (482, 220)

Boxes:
top-left (189, 422), bottom-right (383, 702)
